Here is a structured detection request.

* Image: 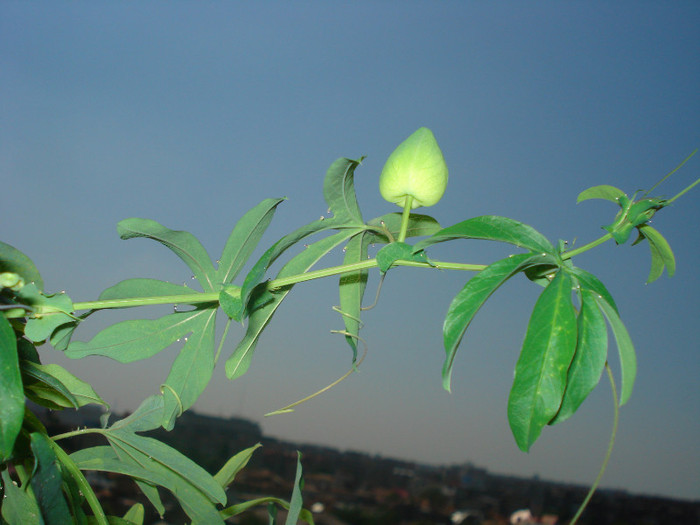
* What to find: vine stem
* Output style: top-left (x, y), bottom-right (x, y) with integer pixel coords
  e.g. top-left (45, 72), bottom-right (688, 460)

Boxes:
top-left (569, 362), bottom-right (619, 525)
top-left (72, 258), bottom-right (485, 312)
top-left (560, 233), bottom-right (613, 261)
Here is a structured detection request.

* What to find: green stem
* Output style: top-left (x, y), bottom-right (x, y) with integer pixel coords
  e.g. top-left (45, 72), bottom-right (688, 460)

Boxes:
top-left (397, 196), bottom-right (414, 243)
top-left (72, 258), bottom-right (485, 312)
top-left (560, 233), bottom-right (613, 261)
top-left (49, 439), bottom-right (109, 525)
top-left (570, 363), bottom-right (619, 525)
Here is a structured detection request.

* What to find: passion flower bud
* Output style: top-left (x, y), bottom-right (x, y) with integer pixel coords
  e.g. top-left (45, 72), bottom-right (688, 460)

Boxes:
top-left (379, 127), bottom-right (448, 209)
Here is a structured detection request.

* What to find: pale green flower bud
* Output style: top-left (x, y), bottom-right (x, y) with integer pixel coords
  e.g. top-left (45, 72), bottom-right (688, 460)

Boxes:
top-left (379, 127), bottom-right (448, 209)
top-left (0, 272), bottom-right (25, 292)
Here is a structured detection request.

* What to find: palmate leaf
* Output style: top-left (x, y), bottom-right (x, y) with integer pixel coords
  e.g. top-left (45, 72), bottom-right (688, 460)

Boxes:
top-left (72, 444), bottom-right (225, 525)
top-left (366, 212), bottom-right (442, 243)
top-left (507, 271), bottom-right (577, 452)
top-left (239, 158), bottom-right (367, 318)
top-left (636, 224), bottom-right (676, 283)
top-left (414, 215), bottom-right (555, 255)
top-left (117, 218), bottom-right (218, 292)
top-left (226, 229), bottom-right (361, 380)
top-left (0, 315), bottom-right (23, 462)
top-left (549, 287), bottom-right (607, 425)
top-left (442, 252), bottom-right (559, 392)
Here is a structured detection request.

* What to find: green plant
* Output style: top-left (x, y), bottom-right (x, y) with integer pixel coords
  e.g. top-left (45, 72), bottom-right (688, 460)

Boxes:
top-left (1, 129), bottom-right (697, 524)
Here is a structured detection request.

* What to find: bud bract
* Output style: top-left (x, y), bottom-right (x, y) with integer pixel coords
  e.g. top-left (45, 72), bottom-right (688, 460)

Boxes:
top-left (379, 127), bottom-right (448, 209)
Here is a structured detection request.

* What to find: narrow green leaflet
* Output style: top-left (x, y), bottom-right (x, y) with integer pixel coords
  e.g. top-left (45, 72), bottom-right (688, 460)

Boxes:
top-left (110, 395), bottom-right (165, 433)
top-left (594, 295), bottom-right (636, 405)
top-left (220, 498), bottom-right (314, 524)
top-left (338, 232), bottom-right (370, 359)
top-left (160, 307), bottom-right (217, 429)
top-left (216, 198), bottom-right (285, 285)
top-left (226, 230), bottom-right (361, 380)
top-left (569, 267), bottom-right (619, 314)
top-left (323, 157), bottom-right (365, 225)
top-left (636, 224), bottom-right (676, 283)
top-left (0, 240), bottom-right (44, 290)
top-left (99, 278), bottom-right (199, 301)
top-left (550, 288), bottom-right (607, 425)
top-left (66, 309), bottom-right (209, 362)
top-left (214, 443), bottom-right (262, 488)
top-left (0, 315), bottom-right (23, 462)
top-left (507, 271), bottom-right (577, 452)
top-left (1, 469), bottom-right (43, 525)
top-left (30, 432), bottom-right (73, 525)
top-left (442, 253), bottom-right (558, 392)
top-left (376, 242), bottom-right (429, 273)
top-left (285, 452), bottom-right (305, 525)
top-left (117, 218), bottom-right (217, 292)
top-left (22, 360), bottom-right (110, 411)
top-left (414, 215), bottom-right (555, 255)
top-left (122, 503), bottom-right (145, 525)
top-left (576, 184), bottom-right (626, 204)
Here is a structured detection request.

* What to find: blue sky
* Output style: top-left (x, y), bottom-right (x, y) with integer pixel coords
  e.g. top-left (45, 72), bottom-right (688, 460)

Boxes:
top-left (2, 2), bottom-right (699, 501)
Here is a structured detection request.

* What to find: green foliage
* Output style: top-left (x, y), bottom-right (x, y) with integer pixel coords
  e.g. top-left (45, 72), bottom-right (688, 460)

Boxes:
top-left (1, 132), bottom-right (697, 524)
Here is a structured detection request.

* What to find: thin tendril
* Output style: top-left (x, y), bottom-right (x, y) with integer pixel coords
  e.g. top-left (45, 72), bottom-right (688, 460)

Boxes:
top-left (264, 332), bottom-right (369, 417)
top-left (570, 362), bottom-right (619, 524)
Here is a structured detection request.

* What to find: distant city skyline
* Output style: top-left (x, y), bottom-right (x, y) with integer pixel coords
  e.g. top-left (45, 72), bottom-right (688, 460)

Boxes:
top-left (2, 2), bottom-right (698, 501)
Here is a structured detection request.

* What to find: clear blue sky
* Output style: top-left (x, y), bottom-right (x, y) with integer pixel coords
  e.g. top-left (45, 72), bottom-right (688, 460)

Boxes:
top-left (2, 2), bottom-right (699, 501)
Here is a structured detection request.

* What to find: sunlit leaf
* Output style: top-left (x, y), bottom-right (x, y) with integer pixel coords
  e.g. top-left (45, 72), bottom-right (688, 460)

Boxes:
top-left (443, 253), bottom-right (558, 392)
top-left (16, 284), bottom-right (74, 343)
top-left (594, 294), bottom-right (636, 405)
top-left (576, 184), bottom-right (626, 204)
top-left (550, 288), bottom-right (607, 425)
top-left (22, 361), bottom-right (107, 410)
top-left (507, 271), bottom-right (577, 451)
top-left (117, 218), bottom-right (217, 292)
top-left (414, 215), bottom-right (555, 255)
top-left (0, 315), bottom-right (23, 462)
